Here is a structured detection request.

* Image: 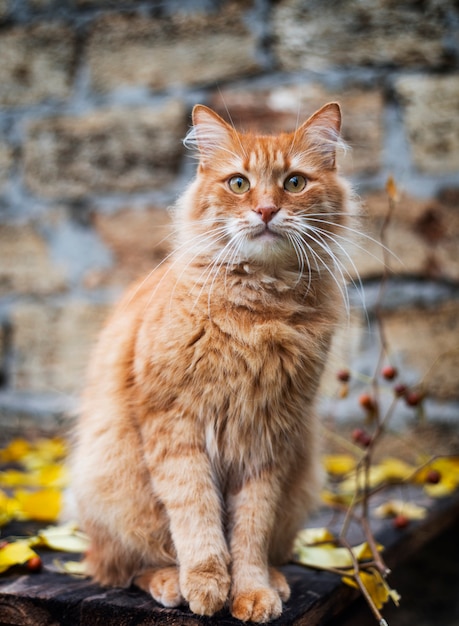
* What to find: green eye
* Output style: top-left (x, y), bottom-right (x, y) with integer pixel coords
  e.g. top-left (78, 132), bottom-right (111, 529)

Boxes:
top-left (284, 174), bottom-right (307, 193)
top-left (228, 175), bottom-right (250, 194)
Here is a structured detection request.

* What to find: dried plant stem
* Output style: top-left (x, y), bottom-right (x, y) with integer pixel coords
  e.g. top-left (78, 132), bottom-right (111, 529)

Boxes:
top-left (339, 536), bottom-right (387, 624)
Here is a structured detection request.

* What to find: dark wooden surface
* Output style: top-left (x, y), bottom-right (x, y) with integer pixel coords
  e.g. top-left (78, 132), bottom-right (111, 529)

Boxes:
top-left (1, 490), bottom-right (459, 626)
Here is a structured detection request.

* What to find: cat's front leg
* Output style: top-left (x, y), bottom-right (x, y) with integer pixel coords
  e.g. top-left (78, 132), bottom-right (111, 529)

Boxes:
top-left (227, 471), bottom-right (290, 623)
top-left (143, 423), bottom-right (231, 616)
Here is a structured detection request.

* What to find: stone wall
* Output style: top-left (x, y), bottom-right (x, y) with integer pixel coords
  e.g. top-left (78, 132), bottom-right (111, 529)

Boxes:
top-left (0, 0), bottom-right (458, 434)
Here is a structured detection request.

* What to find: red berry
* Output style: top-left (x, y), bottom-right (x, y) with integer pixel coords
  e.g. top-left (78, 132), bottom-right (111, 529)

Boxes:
top-left (382, 365), bottom-right (398, 380)
top-left (352, 428), bottom-right (372, 447)
top-left (337, 369), bottom-right (351, 383)
top-left (26, 556), bottom-right (42, 573)
top-left (359, 393), bottom-right (376, 412)
top-left (0, 541), bottom-right (8, 550)
top-left (393, 514), bottom-right (409, 529)
top-left (425, 469), bottom-right (441, 484)
top-left (352, 428), bottom-right (365, 442)
top-left (394, 383), bottom-right (407, 397)
top-left (405, 391), bottom-right (423, 407)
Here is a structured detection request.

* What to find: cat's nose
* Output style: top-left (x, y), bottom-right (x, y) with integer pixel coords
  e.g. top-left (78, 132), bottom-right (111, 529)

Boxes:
top-left (254, 205), bottom-right (280, 224)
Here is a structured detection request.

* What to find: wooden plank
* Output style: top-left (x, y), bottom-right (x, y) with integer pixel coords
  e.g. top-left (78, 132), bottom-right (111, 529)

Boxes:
top-left (1, 490), bottom-right (458, 625)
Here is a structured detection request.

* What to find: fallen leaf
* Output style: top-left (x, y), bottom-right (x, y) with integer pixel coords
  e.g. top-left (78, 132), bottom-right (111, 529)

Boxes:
top-left (373, 499), bottom-right (427, 520)
top-left (36, 523), bottom-right (90, 553)
top-left (0, 439), bottom-right (31, 463)
top-left (0, 540), bottom-right (38, 574)
top-left (343, 568), bottom-right (401, 610)
top-left (385, 176), bottom-right (400, 202)
top-left (295, 527), bottom-right (335, 546)
top-left (295, 540), bottom-right (382, 571)
top-left (0, 490), bottom-right (19, 527)
top-left (14, 489), bottom-right (62, 522)
top-left (418, 458), bottom-right (459, 497)
top-left (323, 454), bottom-right (357, 475)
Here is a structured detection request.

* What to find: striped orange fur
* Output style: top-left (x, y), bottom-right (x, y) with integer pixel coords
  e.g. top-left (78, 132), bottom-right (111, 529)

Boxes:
top-left (71, 102), bottom-right (354, 622)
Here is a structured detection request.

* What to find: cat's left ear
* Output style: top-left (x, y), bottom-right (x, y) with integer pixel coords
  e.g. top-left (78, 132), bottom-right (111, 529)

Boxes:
top-left (184, 105), bottom-right (234, 166)
top-left (297, 102), bottom-right (343, 170)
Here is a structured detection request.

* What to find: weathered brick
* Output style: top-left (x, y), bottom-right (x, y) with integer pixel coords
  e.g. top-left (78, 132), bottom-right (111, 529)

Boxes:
top-left (273, 0), bottom-right (453, 71)
top-left (0, 224), bottom-right (67, 295)
top-left (0, 23), bottom-right (75, 106)
top-left (0, 142), bottom-right (13, 191)
top-left (24, 101), bottom-right (187, 198)
top-left (87, 4), bottom-right (260, 93)
top-left (350, 190), bottom-right (459, 283)
top-left (11, 300), bottom-right (110, 394)
top-left (87, 205), bottom-right (172, 288)
top-left (0, 0), bottom-right (9, 20)
top-left (210, 84), bottom-right (384, 175)
top-left (395, 75), bottom-right (459, 174)
top-left (383, 301), bottom-right (459, 400)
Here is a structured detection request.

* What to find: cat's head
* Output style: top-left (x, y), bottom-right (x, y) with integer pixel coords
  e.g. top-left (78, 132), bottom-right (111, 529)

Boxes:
top-left (177, 102), bottom-right (353, 277)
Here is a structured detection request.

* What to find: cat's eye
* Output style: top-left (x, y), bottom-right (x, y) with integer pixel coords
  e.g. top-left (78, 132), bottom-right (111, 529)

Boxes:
top-left (284, 174), bottom-right (307, 193)
top-left (228, 175), bottom-right (250, 194)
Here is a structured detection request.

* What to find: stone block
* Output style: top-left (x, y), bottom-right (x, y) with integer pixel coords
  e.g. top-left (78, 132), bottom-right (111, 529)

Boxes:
top-left (383, 301), bottom-right (459, 400)
top-left (87, 4), bottom-right (260, 93)
top-left (395, 75), bottom-right (459, 174)
top-left (210, 84), bottom-right (384, 175)
top-left (273, 0), bottom-right (453, 72)
top-left (0, 224), bottom-right (67, 295)
top-left (350, 189), bottom-right (459, 283)
top-left (0, 0), bottom-right (9, 20)
top-left (0, 23), bottom-right (75, 106)
top-left (11, 300), bottom-right (110, 394)
top-left (0, 142), bottom-right (13, 191)
top-left (24, 101), bottom-right (186, 198)
top-left (87, 205), bottom-right (172, 288)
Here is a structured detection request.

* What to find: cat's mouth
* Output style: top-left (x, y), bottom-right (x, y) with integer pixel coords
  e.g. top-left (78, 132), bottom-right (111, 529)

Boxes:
top-left (249, 224), bottom-right (282, 241)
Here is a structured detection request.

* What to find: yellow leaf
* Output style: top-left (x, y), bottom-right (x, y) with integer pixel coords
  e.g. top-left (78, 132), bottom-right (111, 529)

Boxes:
top-left (378, 458), bottom-right (416, 482)
top-left (53, 558), bottom-right (88, 577)
top-left (0, 490), bottom-right (20, 527)
top-left (343, 569), bottom-right (400, 610)
top-left (295, 527), bottom-right (336, 546)
top-left (37, 523), bottom-right (90, 553)
top-left (323, 454), bottom-right (357, 475)
top-left (374, 499), bottom-right (427, 520)
top-left (0, 439), bottom-right (31, 463)
top-left (321, 490), bottom-right (354, 506)
top-left (21, 438), bottom-right (67, 471)
top-left (0, 540), bottom-right (37, 574)
top-left (37, 464), bottom-right (69, 489)
top-left (0, 469), bottom-right (39, 488)
top-left (385, 176), bottom-right (399, 202)
top-left (425, 475), bottom-right (458, 498)
top-left (14, 489), bottom-right (62, 522)
top-left (338, 458), bottom-right (416, 495)
top-left (295, 541), bottom-right (381, 570)
top-left (420, 458), bottom-right (459, 497)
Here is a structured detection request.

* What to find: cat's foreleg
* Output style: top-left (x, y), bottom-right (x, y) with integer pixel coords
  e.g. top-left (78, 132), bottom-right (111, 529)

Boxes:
top-left (142, 424), bottom-right (231, 616)
top-left (227, 471), bottom-right (289, 623)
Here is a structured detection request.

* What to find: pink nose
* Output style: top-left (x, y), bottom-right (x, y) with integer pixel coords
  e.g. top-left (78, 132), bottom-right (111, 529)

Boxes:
top-left (254, 206), bottom-right (280, 224)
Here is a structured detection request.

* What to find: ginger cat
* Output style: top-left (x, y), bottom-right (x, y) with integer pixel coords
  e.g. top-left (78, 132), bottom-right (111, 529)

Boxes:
top-left (71, 102), bottom-right (354, 622)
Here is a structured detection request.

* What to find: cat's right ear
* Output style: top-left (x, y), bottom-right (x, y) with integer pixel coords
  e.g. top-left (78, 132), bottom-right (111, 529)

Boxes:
top-left (183, 105), bottom-right (234, 166)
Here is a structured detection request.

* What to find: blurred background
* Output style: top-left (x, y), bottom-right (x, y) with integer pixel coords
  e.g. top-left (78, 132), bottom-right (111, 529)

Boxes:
top-left (0, 1), bottom-right (458, 623)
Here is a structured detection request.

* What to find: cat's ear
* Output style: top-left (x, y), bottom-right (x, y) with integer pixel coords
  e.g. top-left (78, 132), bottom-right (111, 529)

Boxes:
top-left (296, 102), bottom-right (343, 170)
top-left (184, 105), bottom-right (234, 165)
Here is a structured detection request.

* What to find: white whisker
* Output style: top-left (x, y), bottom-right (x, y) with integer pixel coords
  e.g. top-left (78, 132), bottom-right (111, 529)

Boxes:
top-left (298, 226), bottom-right (351, 315)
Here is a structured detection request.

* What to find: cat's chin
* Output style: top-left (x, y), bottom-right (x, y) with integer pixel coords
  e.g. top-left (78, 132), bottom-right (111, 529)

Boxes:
top-left (240, 232), bottom-right (293, 266)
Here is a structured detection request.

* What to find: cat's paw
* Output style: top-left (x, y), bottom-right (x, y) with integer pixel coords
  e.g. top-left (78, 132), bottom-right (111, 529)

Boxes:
top-left (269, 566), bottom-right (291, 602)
top-left (134, 566), bottom-right (183, 608)
top-left (181, 557), bottom-right (231, 616)
top-left (231, 587), bottom-right (283, 623)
